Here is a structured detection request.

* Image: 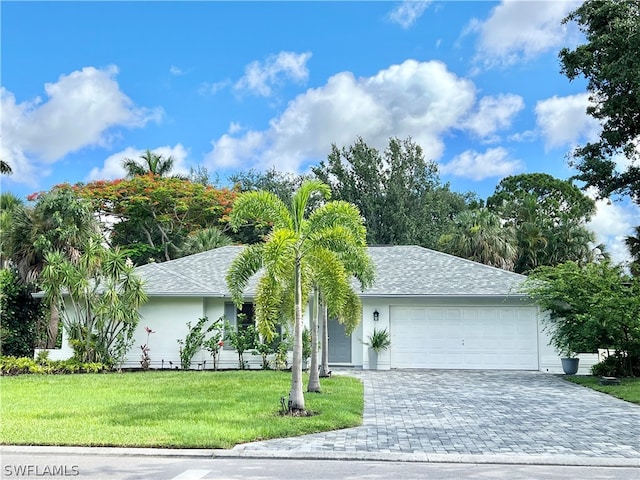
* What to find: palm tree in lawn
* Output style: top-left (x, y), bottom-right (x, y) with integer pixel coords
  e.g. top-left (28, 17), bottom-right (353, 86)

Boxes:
top-left (226, 180), bottom-right (371, 412)
top-left (122, 149), bottom-right (178, 178)
top-left (307, 239), bottom-right (375, 392)
top-left (438, 208), bottom-right (518, 271)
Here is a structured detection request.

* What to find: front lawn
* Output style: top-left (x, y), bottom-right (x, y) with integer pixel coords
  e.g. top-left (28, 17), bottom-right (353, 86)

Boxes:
top-left (565, 376), bottom-right (640, 405)
top-left (0, 370), bottom-right (363, 448)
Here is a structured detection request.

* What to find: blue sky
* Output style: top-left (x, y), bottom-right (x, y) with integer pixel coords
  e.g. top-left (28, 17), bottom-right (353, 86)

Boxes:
top-left (1, 1), bottom-right (638, 263)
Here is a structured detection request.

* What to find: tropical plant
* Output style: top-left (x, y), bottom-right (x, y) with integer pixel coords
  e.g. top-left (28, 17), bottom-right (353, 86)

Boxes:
top-left (438, 208), bottom-right (517, 270)
top-left (140, 326), bottom-right (154, 370)
top-left (4, 187), bottom-right (100, 347)
top-left (224, 319), bottom-right (257, 369)
top-left (122, 149), bottom-right (179, 178)
top-left (364, 327), bottom-right (392, 353)
top-left (226, 180), bottom-right (372, 411)
top-left (41, 240), bottom-right (147, 364)
top-left (177, 227), bottom-right (232, 257)
top-left (626, 226), bottom-right (640, 277)
top-left (0, 159), bottom-right (12, 174)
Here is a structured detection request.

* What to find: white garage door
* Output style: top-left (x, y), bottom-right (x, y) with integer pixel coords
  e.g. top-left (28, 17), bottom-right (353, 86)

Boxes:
top-left (390, 306), bottom-right (539, 370)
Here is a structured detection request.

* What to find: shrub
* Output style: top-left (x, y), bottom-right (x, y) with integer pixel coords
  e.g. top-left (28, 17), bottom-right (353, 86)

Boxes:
top-left (0, 356), bottom-right (110, 376)
top-left (592, 353), bottom-right (640, 378)
top-left (0, 269), bottom-right (45, 358)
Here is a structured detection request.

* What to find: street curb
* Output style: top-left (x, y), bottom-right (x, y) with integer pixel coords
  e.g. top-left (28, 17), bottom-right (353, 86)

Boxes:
top-left (3, 446), bottom-right (639, 468)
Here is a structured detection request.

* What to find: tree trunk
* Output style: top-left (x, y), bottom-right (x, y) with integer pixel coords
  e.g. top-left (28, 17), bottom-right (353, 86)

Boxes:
top-left (46, 302), bottom-right (60, 349)
top-left (307, 288), bottom-right (321, 392)
top-left (319, 300), bottom-right (331, 377)
top-left (289, 259), bottom-right (305, 412)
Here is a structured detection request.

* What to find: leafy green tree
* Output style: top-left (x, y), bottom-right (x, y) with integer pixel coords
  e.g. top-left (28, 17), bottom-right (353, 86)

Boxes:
top-left (0, 193), bottom-right (24, 269)
top-left (4, 187), bottom-right (99, 347)
top-left (438, 209), bottom-right (518, 271)
top-left (41, 239), bottom-right (147, 364)
top-left (74, 176), bottom-right (237, 264)
top-left (521, 261), bottom-right (640, 376)
top-left (0, 269), bottom-right (45, 357)
top-left (313, 137), bottom-right (472, 248)
top-left (559, 0), bottom-right (640, 204)
top-left (487, 173), bottom-right (597, 274)
top-left (229, 167), bottom-right (310, 205)
top-left (123, 149), bottom-right (181, 178)
top-left (226, 180), bottom-right (372, 412)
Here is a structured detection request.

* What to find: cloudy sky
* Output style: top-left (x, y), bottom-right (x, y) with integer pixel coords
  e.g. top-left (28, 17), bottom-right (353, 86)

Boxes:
top-left (2, 1), bottom-right (637, 263)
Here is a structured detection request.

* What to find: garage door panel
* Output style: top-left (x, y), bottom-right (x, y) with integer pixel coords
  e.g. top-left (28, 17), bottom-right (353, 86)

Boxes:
top-left (390, 306), bottom-right (538, 370)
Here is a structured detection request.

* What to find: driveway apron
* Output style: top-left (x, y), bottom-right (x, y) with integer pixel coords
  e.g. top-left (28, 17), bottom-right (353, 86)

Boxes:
top-left (233, 370), bottom-right (640, 461)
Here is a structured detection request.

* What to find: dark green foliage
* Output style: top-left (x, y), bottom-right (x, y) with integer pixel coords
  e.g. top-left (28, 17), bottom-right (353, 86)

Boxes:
top-left (559, 0), bottom-right (640, 204)
top-left (224, 319), bottom-right (257, 369)
top-left (0, 269), bottom-right (44, 358)
top-left (312, 137), bottom-right (473, 248)
top-left (592, 353), bottom-right (640, 378)
top-left (487, 173), bottom-right (599, 273)
top-left (522, 261), bottom-right (640, 376)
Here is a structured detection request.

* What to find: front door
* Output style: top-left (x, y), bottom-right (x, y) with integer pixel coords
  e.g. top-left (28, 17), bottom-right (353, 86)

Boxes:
top-left (328, 318), bottom-right (351, 363)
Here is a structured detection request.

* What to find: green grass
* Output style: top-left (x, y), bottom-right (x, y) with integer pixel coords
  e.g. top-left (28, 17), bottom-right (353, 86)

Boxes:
top-left (565, 376), bottom-right (640, 405)
top-left (0, 370), bottom-right (363, 448)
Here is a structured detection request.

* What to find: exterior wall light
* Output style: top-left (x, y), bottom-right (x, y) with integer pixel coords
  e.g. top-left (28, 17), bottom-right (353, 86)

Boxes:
top-left (373, 309), bottom-right (379, 322)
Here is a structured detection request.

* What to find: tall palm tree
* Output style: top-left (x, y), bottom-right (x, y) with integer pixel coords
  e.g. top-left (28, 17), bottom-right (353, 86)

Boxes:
top-left (438, 209), bottom-right (518, 271)
top-left (122, 150), bottom-right (177, 178)
top-left (226, 180), bottom-right (372, 412)
top-left (0, 192), bottom-right (23, 269)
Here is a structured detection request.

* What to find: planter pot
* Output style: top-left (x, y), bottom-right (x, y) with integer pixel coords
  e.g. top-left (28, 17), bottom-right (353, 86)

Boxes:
top-left (368, 348), bottom-right (378, 370)
top-left (561, 357), bottom-right (579, 375)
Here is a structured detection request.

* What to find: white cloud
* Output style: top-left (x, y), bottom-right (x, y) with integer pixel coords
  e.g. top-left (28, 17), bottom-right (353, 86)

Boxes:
top-left (198, 79), bottom-right (231, 96)
top-left (388, 1), bottom-right (431, 29)
top-left (86, 144), bottom-right (190, 181)
top-left (535, 93), bottom-right (601, 149)
top-left (206, 59), bottom-right (476, 173)
top-left (586, 190), bottom-right (637, 265)
top-left (233, 51), bottom-right (312, 97)
top-left (169, 65), bottom-right (186, 76)
top-left (464, 93), bottom-right (524, 138)
top-left (1, 66), bottom-right (162, 185)
top-left (440, 147), bottom-right (524, 181)
top-left (468, 0), bottom-right (580, 68)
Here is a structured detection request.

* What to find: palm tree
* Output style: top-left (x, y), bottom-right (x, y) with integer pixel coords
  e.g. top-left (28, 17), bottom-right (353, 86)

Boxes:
top-left (0, 193), bottom-right (23, 269)
top-left (177, 227), bottom-right (232, 257)
top-left (226, 180), bottom-right (372, 412)
top-left (0, 159), bottom-right (12, 174)
top-left (626, 226), bottom-right (640, 276)
top-left (122, 150), bottom-right (178, 178)
top-left (438, 209), bottom-right (518, 271)
top-left (3, 188), bottom-right (99, 347)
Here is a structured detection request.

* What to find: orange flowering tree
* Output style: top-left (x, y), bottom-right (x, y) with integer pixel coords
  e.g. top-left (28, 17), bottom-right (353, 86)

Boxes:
top-left (70, 175), bottom-right (237, 264)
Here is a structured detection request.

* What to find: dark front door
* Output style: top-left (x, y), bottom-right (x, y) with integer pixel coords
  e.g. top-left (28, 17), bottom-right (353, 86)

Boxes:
top-left (328, 318), bottom-right (351, 363)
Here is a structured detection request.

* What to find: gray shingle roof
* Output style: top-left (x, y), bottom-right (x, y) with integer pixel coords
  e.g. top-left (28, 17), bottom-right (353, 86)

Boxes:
top-left (136, 245), bottom-right (526, 298)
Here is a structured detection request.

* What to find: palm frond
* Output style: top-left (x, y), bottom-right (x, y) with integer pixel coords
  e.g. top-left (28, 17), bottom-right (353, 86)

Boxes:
top-left (226, 244), bottom-right (265, 307)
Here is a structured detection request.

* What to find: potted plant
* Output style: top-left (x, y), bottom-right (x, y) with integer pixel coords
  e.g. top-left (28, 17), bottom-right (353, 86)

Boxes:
top-left (364, 327), bottom-right (391, 370)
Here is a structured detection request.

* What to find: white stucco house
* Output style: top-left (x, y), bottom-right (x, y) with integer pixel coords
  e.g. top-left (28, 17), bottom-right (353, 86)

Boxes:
top-left (44, 245), bottom-right (598, 373)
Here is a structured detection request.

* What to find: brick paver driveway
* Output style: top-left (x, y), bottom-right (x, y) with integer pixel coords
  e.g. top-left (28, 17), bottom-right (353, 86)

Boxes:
top-left (235, 370), bottom-right (640, 461)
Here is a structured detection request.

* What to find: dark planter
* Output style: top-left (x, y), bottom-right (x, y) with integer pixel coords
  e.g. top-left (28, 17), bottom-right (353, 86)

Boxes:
top-left (561, 357), bottom-right (579, 375)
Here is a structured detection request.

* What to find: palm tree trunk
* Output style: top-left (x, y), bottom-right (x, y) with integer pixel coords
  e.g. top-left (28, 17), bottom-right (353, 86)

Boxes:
top-left (46, 301), bottom-right (60, 349)
top-left (307, 287), bottom-right (321, 392)
top-left (319, 301), bottom-right (330, 377)
top-left (289, 259), bottom-right (305, 412)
